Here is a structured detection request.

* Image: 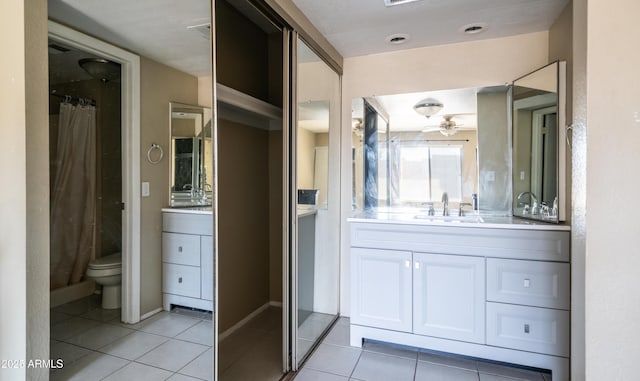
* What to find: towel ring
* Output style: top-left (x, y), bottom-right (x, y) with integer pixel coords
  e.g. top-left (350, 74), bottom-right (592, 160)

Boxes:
top-left (147, 143), bottom-right (164, 164)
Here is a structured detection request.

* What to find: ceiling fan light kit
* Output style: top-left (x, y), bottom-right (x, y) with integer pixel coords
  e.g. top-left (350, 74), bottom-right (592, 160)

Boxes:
top-left (413, 98), bottom-right (444, 118)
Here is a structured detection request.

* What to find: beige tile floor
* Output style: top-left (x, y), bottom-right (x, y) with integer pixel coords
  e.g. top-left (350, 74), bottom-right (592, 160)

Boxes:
top-left (295, 317), bottom-right (553, 381)
top-left (50, 295), bottom-right (213, 381)
top-left (51, 296), bottom-right (551, 381)
top-left (50, 295), bottom-right (286, 381)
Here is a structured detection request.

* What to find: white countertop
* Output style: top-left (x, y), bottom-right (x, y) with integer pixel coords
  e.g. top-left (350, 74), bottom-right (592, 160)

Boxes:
top-left (297, 206), bottom-right (318, 218)
top-left (348, 210), bottom-right (570, 231)
top-left (162, 206), bottom-right (213, 215)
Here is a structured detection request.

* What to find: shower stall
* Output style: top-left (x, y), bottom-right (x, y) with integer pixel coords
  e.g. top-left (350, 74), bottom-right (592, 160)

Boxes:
top-left (48, 40), bottom-right (122, 306)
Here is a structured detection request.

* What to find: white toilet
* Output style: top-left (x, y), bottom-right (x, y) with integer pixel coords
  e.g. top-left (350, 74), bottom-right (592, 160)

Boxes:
top-left (86, 252), bottom-right (122, 309)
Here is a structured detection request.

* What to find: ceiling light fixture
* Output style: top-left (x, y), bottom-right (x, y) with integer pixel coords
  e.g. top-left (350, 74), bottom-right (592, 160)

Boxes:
top-left (78, 58), bottom-right (120, 83)
top-left (385, 33), bottom-right (410, 45)
top-left (414, 98), bottom-right (443, 118)
top-left (460, 23), bottom-right (488, 35)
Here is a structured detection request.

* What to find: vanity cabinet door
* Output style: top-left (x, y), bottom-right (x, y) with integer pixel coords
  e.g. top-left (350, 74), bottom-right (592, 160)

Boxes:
top-left (413, 253), bottom-right (485, 344)
top-left (200, 235), bottom-right (213, 301)
top-left (351, 248), bottom-right (412, 332)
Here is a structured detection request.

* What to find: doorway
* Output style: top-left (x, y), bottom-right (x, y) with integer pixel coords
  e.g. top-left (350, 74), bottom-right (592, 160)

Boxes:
top-left (48, 21), bottom-right (141, 324)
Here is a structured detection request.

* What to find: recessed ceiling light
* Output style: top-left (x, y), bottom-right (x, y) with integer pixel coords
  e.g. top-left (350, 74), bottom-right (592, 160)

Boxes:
top-left (385, 33), bottom-right (410, 45)
top-left (460, 23), bottom-right (488, 35)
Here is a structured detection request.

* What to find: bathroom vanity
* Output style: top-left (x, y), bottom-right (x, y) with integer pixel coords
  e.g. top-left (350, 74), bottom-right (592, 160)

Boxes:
top-left (349, 213), bottom-right (570, 380)
top-left (161, 207), bottom-right (213, 312)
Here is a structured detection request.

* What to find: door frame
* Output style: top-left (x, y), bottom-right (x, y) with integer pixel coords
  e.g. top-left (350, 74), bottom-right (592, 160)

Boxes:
top-left (48, 21), bottom-right (141, 324)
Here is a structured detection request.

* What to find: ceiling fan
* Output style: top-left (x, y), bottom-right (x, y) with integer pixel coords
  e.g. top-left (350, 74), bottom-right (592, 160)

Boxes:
top-left (421, 115), bottom-right (471, 136)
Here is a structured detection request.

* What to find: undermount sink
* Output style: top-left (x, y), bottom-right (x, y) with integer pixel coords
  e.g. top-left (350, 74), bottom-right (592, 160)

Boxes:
top-left (413, 214), bottom-right (485, 223)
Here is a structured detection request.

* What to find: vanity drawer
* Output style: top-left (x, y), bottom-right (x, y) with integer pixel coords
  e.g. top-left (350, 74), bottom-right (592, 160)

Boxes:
top-left (487, 258), bottom-right (569, 309)
top-left (486, 302), bottom-right (569, 357)
top-left (162, 232), bottom-right (201, 266)
top-left (162, 263), bottom-right (201, 298)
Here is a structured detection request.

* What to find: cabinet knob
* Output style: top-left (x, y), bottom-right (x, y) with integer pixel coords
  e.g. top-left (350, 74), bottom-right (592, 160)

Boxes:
top-left (415, 262), bottom-right (420, 270)
top-left (523, 278), bottom-right (531, 288)
top-left (178, 246), bottom-right (183, 253)
top-left (178, 277), bottom-right (183, 284)
top-left (405, 260), bottom-right (411, 268)
top-left (524, 323), bottom-right (530, 334)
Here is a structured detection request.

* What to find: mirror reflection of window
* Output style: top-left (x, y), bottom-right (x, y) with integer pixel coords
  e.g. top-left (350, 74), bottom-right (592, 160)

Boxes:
top-left (396, 144), bottom-right (462, 204)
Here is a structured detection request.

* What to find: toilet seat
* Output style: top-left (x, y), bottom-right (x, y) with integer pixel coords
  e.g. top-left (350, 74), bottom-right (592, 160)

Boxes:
top-left (88, 252), bottom-right (121, 270)
top-left (87, 253), bottom-right (122, 277)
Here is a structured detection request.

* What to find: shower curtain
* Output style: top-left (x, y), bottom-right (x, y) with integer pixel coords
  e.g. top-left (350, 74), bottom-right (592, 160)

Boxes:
top-left (50, 102), bottom-right (97, 290)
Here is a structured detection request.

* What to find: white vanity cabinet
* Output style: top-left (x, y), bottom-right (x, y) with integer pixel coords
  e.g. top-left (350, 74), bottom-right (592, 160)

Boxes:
top-left (351, 250), bottom-right (485, 343)
top-left (162, 210), bottom-right (213, 311)
top-left (349, 220), bottom-right (571, 381)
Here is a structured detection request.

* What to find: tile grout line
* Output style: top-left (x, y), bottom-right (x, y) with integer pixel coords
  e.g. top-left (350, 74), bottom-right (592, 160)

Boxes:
top-left (348, 346), bottom-right (364, 380)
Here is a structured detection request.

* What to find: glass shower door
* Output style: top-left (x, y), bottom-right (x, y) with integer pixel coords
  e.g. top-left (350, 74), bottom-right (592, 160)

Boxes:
top-left (293, 36), bottom-right (341, 366)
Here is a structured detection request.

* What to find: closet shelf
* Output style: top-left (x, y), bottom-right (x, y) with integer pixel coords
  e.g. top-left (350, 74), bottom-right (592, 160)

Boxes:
top-left (216, 83), bottom-right (282, 128)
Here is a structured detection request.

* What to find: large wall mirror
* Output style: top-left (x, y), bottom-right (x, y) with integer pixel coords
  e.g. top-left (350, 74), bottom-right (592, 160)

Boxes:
top-left (352, 85), bottom-right (512, 216)
top-left (295, 37), bottom-right (341, 365)
top-left (169, 102), bottom-right (213, 206)
top-left (512, 61), bottom-right (566, 223)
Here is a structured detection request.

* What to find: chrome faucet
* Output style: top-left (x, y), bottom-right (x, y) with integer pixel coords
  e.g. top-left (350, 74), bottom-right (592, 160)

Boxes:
top-left (442, 192), bottom-right (449, 216)
top-left (517, 191), bottom-right (539, 215)
top-left (458, 202), bottom-right (473, 216)
top-left (425, 202), bottom-right (435, 216)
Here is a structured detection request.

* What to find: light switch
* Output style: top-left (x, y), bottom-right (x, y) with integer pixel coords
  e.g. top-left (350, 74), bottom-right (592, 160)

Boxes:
top-left (142, 182), bottom-right (150, 197)
top-left (524, 278), bottom-right (531, 288)
top-left (486, 171), bottom-right (495, 182)
top-left (520, 171), bottom-right (525, 181)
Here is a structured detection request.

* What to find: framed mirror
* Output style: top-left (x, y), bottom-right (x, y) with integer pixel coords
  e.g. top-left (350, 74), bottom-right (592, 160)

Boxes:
top-left (512, 61), bottom-right (566, 222)
top-left (169, 102), bottom-right (213, 206)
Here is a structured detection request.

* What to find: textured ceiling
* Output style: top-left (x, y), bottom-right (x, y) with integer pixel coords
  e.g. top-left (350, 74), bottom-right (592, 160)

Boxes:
top-left (48, 0), bottom-right (569, 78)
top-left (292, 0), bottom-right (569, 57)
top-left (48, 0), bottom-right (212, 77)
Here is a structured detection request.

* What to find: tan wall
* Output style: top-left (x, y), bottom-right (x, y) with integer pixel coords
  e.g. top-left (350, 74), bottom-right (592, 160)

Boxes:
top-left (217, 118), bottom-right (270, 332)
top-left (297, 127), bottom-right (316, 189)
top-left (171, 118), bottom-right (197, 137)
top-left (140, 57), bottom-right (198, 315)
top-left (315, 132), bottom-right (329, 147)
top-left (1, 0), bottom-right (49, 378)
top-left (585, 0), bottom-right (640, 378)
top-left (216, 0), bottom-right (269, 102)
top-left (269, 131), bottom-right (283, 302)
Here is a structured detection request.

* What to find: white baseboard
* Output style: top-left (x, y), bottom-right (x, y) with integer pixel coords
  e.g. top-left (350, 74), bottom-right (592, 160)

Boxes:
top-left (140, 307), bottom-right (163, 321)
top-left (219, 301), bottom-right (282, 342)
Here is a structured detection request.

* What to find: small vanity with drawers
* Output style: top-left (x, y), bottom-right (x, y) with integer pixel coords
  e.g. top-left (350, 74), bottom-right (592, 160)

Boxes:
top-left (161, 207), bottom-right (214, 312)
top-left (349, 212), bottom-right (570, 380)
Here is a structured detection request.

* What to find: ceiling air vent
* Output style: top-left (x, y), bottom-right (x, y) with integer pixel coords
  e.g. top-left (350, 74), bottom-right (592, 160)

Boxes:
top-left (384, 0), bottom-right (422, 7)
top-left (186, 23), bottom-right (211, 40)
